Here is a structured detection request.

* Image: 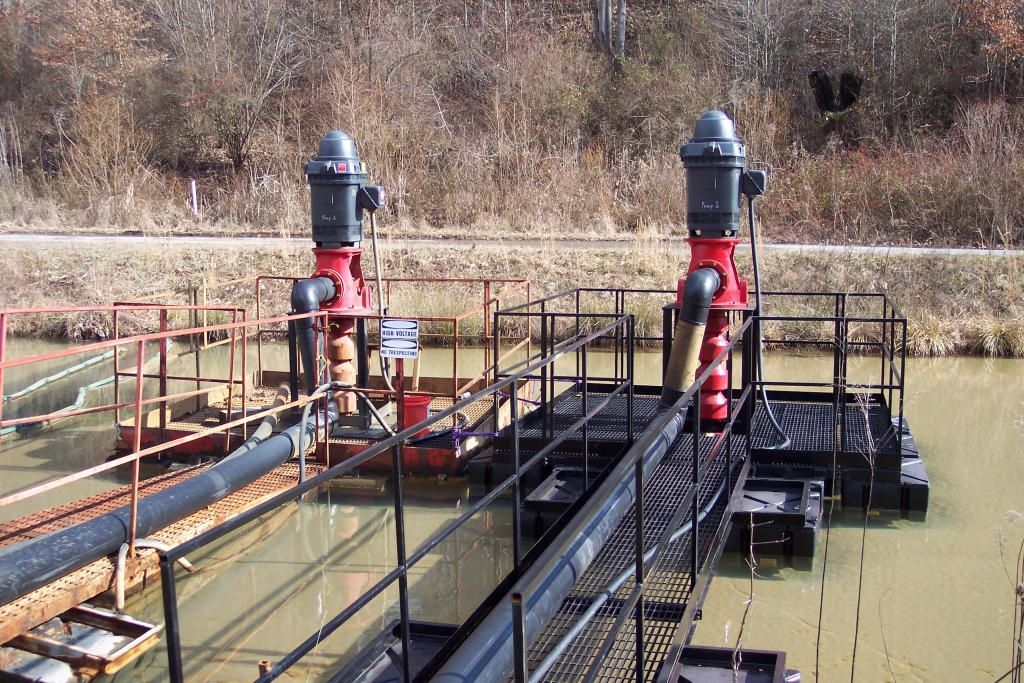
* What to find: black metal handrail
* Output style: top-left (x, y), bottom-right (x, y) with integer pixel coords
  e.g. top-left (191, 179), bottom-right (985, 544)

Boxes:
top-left (509, 316), bottom-right (755, 683)
top-left (753, 290), bottom-right (907, 456)
top-left (157, 314), bottom-right (637, 683)
top-left (505, 287), bottom-right (909, 683)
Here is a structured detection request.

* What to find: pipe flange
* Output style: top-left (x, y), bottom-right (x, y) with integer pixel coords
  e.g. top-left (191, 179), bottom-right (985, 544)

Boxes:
top-left (694, 260), bottom-right (729, 296)
top-left (312, 269), bottom-right (346, 308)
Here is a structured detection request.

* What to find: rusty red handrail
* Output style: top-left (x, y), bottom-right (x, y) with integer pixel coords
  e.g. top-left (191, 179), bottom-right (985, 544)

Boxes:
top-left (0, 310), bottom-right (321, 371)
top-left (0, 274), bottom-right (535, 540)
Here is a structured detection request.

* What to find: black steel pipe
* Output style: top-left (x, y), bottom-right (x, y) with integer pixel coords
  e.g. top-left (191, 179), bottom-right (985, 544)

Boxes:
top-left (428, 406), bottom-right (688, 683)
top-left (290, 277), bottom-right (336, 394)
top-left (0, 398), bottom-right (339, 607)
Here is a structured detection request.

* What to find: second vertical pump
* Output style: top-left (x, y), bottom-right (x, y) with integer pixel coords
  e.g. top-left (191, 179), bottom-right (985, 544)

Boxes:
top-left (661, 110), bottom-right (765, 419)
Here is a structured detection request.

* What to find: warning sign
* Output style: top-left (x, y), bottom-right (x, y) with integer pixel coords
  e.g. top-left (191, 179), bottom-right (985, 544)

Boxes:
top-left (380, 318), bottom-right (420, 359)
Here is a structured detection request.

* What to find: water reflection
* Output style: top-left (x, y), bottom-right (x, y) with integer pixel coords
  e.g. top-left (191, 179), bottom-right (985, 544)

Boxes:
top-left (127, 484), bottom-right (512, 683)
top-left (692, 354), bottom-right (1024, 682)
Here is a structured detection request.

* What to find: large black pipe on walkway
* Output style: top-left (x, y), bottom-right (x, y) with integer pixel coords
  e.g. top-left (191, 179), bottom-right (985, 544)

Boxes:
top-left (429, 406), bottom-right (688, 683)
top-left (429, 268), bottom-right (719, 683)
top-left (0, 399), bottom-right (339, 607)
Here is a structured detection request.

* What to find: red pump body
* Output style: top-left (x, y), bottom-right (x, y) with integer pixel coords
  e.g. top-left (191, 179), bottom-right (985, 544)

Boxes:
top-left (677, 237), bottom-right (749, 421)
top-left (313, 248), bottom-right (375, 414)
top-left (312, 248), bottom-right (374, 314)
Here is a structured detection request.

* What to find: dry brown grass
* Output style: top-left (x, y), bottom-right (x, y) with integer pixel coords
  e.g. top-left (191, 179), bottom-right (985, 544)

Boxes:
top-left (1, 240), bottom-right (1022, 356)
top-left (1, 0), bottom-right (1021, 247)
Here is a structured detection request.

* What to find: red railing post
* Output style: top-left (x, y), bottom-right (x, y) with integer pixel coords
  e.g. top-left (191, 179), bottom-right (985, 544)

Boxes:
top-left (113, 310), bottom-right (120, 419)
top-left (225, 310), bottom-right (237, 454)
top-left (240, 309), bottom-right (247, 442)
top-left (453, 318), bottom-right (459, 398)
top-left (484, 281), bottom-right (492, 381)
top-left (193, 291), bottom-right (201, 401)
top-left (159, 308), bottom-right (168, 435)
top-left (0, 312), bottom-right (6, 461)
top-left (255, 278), bottom-right (263, 386)
top-left (130, 339), bottom-right (144, 555)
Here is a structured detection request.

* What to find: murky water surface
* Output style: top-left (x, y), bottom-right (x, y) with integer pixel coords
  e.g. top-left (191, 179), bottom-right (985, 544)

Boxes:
top-left (3, 337), bottom-right (1024, 682)
top-left (691, 354), bottom-right (1024, 683)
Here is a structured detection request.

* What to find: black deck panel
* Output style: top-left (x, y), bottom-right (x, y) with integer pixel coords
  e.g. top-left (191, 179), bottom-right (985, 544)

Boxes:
top-left (749, 399), bottom-right (898, 455)
top-left (517, 393), bottom-right (662, 443)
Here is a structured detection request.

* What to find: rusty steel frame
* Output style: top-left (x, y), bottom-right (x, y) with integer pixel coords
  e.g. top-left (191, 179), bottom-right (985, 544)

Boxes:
top-left (251, 275), bottom-right (531, 400)
top-left (0, 274), bottom-right (533, 551)
top-left (0, 309), bottom-right (328, 521)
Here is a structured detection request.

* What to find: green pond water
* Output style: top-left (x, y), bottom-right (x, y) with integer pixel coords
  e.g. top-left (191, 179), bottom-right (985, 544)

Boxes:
top-left (2, 339), bottom-right (1022, 682)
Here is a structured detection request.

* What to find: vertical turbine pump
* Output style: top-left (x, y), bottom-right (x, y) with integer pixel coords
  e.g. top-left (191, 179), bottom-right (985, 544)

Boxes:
top-left (292, 131), bottom-right (385, 414)
top-left (661, 110), bottom-right (764, 420)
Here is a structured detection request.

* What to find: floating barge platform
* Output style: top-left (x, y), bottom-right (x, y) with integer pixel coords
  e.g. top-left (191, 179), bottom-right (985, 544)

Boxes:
top-left (0, 280), bottom-right (928, 683)
top-left (0, 117), bottom-right (931, 683)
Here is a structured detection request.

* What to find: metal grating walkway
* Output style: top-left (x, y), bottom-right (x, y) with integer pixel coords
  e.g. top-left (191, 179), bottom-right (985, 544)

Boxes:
top-left (750, 400), bottom-right (897, 454)
top-left (0, 460), bottom-right (323, 645)
top-left (521, 428), bottom-right (746, 683)
top-left (518, 393), bottom-right (662, 443)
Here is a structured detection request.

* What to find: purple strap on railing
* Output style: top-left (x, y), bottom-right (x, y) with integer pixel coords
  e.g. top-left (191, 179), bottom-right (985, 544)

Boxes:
top-left (452, 426), bottom-right (501, 450)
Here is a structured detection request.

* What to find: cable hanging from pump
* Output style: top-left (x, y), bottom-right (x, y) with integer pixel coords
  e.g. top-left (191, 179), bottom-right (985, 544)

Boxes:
top-left (746, 189), bottom-right (790, 450)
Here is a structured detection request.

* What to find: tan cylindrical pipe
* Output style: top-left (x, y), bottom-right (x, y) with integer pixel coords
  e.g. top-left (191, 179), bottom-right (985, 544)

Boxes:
top-left (661, 318), bottom-right (706, 406)
top-left (328, 328), bottom-right (358, 414)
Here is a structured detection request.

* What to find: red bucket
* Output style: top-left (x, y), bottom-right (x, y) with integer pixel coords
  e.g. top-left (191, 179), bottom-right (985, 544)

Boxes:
top-left (402, 394), bottom-right (433, 438)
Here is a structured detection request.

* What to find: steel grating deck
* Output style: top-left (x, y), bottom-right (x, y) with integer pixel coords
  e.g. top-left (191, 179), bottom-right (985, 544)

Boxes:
top-left (168, 384), bottom-right (286, 436)
top-left (749, 399), bottom-right (898, 454)
top-left (510, 392), bottom-right (896, 682)
top-left (521, 428), bottom-right (746, 683)
top-left (518, 393), bottom-right (662, 443)
top-left (396, 396), bottom-right (495, 450)
top-left (166, 386), bottom-right (495, 450)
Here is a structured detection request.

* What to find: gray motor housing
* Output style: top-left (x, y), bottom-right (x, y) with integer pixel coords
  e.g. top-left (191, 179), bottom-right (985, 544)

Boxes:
top-left (305, 130), bottom-right (368, 246)
top-left (680, 110), bottom-right (747, 238)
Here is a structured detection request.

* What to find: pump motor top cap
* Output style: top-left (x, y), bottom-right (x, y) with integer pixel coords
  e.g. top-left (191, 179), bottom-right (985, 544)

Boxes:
top-left (317, 130), bottom-right (359, 160)
top-left (680, 110), bottom-right (745, 162)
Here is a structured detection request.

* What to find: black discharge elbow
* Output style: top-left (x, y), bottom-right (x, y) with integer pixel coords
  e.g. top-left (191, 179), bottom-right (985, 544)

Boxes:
top-left (660, 267), bottom-right (721, 408)
top-left (291, 277), bottom-right (336, 394)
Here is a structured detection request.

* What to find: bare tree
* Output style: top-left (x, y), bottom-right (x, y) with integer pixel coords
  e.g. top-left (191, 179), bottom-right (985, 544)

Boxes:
top-left (149, 0), bottom-right (309, 171)
top-left (594, 0), bottom-right (624, 57)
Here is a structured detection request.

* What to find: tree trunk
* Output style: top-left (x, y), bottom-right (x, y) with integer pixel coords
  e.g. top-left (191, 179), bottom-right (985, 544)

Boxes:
top-left (603, 0), bottom-right (613, 52)
top-left (615, 0), bottom-right (626, 58)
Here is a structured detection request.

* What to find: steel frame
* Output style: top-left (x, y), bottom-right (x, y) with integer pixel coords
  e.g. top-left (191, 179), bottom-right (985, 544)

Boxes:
top-left (0, 307), bottom-right (329, 558)
top-left (499, 287), bottom-right (907, 683)
top-left (156, 313), bottom-right (637, 683)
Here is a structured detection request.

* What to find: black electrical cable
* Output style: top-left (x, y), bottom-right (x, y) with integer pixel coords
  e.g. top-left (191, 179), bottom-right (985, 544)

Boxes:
top-left (748, 194), bottom-right (790, 450)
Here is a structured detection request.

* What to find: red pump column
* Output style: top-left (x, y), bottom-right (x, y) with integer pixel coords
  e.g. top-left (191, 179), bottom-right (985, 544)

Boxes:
top-left (673, 111), bottom-right (752, 421)
top-left (314, 248), bottom-right (374, 414)
top-left (680, 238), bottom-right (747, 420)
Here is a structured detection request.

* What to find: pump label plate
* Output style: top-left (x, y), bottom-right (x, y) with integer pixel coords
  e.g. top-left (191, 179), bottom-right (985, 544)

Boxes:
top-left (380, 319), bottom-right (419, 358)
